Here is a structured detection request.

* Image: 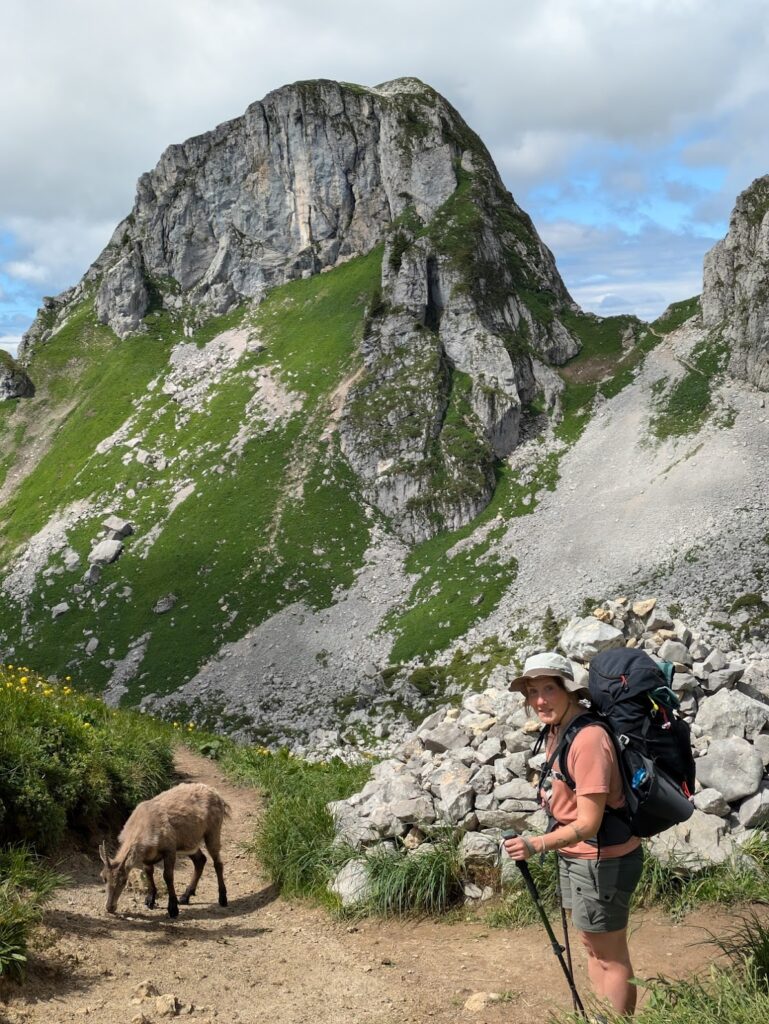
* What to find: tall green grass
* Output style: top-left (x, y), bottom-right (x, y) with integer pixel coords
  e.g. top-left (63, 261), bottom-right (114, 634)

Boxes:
top-left (0, 663), bottom-right (175, 977)
top-left (633, 832), bottom-right (769, 918)
top-left (221, 745), bottom-right (370, 899)
top-left (206, 740), bottom-right (465, 916)
top-left (713, 910), bottom-right (769, 989)
top-left (556, 914), bottom-right (769, 1023)
top-left (0, 846), bottom-right (63, 978)
top-left (0, 664), bottom-right (174, 851)
top-left (556, 969), bottom-right (769, 1024)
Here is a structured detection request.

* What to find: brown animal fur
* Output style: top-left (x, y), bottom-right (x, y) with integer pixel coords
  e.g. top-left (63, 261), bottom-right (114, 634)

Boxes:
top-left (99, 782), bottom-right (230, 918)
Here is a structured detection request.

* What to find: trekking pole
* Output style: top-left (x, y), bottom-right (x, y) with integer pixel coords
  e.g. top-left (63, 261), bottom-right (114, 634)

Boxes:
top-left (502, 831), bottom-right (587, 1018)
top-left (556, 867), bottom-right (579, 1015)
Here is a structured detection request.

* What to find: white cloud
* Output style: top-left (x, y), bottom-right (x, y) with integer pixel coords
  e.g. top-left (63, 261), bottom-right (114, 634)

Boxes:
top-left (0, 335), bottom-right (21, 357)
top-left (539, 219), bottom-right (717, 320)
top-left (2, 216), bottom-right (117, 296)
top-left (3, 261), bottom-right (49, 284)
top-left (3, 2), bottom-right (768, 215)
top-left (494, 131), bottom-right (590, 185)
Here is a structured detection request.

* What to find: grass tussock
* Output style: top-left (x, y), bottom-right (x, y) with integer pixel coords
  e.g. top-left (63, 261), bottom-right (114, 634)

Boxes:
top-left (633, 832), bottom-right (769, 918)
top-left (557, 914), bottom-right (769, 1023)
top-left (556, 967), bottom-right (769, 1024)
top-left (713, 910), bottom-right (769, 989)
top-left (362, 829), bottom-right (464, 917)
top-left (199, 737), bottom-right (465, 916)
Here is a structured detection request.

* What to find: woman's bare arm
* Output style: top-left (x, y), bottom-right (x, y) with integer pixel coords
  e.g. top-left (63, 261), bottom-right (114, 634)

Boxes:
top-left (503, 793), bottom-right (607, 860)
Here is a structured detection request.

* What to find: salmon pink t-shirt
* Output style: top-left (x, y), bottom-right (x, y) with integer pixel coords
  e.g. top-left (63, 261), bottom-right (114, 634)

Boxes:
top-left (542, 723), bottom-right (641, 860)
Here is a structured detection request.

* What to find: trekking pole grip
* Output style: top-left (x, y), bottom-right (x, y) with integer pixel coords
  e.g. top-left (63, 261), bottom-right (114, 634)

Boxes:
top-left (502, 831), bottom-right (543, 896)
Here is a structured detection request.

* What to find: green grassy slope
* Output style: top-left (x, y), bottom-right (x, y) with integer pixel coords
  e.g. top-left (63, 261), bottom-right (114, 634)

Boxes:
top-left (0, 251), bottom-right (383, 700)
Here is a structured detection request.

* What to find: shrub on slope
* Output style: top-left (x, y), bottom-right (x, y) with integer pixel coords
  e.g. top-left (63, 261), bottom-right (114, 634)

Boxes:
top-left (0, 664), bottom-right (174, 851)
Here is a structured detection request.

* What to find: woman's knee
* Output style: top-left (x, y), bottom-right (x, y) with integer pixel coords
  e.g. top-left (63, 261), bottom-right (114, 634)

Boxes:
top-left (580, 928), bottom-right (631, 966)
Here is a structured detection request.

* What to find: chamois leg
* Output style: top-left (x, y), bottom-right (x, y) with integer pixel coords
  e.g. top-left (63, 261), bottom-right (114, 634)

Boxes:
top-left (205, 829), bottom-right (228, 907)
top-left (162, 851), bottom-right (179, 918)
top-left (144, 863), bottom-right (158, 909)
top-left (179, 849), bottom-right (207, 905)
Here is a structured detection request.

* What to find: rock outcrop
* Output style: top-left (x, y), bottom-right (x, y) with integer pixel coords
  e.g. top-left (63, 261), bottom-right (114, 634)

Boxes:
top-left (0, 350), bottom-right (34, 400)
top-left (20, 76), bottom-right (580, 541)
top-left (702, 175), bottom-right (769, 389)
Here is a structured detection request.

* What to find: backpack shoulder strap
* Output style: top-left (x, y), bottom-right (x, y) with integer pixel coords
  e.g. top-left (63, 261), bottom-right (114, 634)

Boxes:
top-left (541, 711), bottom-right (600, 791)
top-left (531, 724), bottom-right (549, 758)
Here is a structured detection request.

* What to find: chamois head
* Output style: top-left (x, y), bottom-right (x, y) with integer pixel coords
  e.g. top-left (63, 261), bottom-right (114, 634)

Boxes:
top-left (99, 842), bottom-right (128, 914)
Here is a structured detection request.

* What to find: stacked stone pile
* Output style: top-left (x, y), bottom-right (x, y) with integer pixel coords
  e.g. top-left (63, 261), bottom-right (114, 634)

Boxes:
top-left (328, 598), bottom-right (769, 903)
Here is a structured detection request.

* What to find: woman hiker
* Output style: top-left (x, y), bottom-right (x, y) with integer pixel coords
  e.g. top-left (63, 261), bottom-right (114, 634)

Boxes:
top-left (503, 652), bottom-right (644, 1018)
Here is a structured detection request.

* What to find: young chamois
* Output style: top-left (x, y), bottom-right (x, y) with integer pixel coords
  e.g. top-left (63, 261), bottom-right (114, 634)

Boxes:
top-left (99, 782), bottom-right (230, 918)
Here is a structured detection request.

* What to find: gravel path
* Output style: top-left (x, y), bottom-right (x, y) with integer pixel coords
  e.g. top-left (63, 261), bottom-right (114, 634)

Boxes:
top-left (0, 749), bottom-right (752, 1024)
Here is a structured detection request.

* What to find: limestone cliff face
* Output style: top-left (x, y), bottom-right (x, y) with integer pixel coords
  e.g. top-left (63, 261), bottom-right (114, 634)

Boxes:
top-left (702, 176), bottom-right (769, 390)
top-left (20, 76), bottom-right (580, 541)
top-left (337, 142), bottom-right (578, 541)
top-left (94, 77), bottom-right (464, 340)
top-left (0, 351), bottom-right (33, 400)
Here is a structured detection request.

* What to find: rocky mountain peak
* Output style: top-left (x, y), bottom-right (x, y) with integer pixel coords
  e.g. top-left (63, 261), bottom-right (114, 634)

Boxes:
top-left (702, 174), bottom-right (769, 389)
top-left (20, 76), bottom-right (581, 540)
top-left (25, 78), bottom-right (468, 347)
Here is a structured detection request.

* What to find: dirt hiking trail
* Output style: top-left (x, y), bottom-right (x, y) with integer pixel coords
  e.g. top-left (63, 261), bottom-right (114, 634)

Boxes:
top-left (0, 751), bottom-right (748, 1024)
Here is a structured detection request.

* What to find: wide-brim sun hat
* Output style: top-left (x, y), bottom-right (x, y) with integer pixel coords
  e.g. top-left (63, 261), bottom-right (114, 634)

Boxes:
top-left (508, 651), bottom-right (589, 695)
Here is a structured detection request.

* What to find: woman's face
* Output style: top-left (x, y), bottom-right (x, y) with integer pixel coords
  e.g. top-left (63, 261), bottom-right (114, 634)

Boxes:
top-left (525, 675), bottom-right (573, 727)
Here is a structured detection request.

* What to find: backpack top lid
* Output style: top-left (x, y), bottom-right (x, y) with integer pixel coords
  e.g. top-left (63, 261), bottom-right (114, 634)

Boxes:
top-left (587, 647), bottom-right (667, 712)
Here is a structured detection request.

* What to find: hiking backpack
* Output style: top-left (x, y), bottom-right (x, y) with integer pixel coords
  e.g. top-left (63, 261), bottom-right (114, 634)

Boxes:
top-left (538, 647), bottom-right (696, 841)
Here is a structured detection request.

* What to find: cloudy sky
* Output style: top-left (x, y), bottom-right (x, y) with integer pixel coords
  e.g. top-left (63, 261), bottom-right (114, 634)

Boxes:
top-left (3, 0), bottom-right (769, 356)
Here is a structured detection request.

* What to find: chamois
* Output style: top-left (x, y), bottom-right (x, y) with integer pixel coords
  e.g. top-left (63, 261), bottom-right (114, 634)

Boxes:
top-left (99, 782), bottom-right (230, 918)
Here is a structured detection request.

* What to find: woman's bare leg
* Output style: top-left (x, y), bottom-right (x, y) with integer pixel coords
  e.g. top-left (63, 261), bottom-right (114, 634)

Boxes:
top-left (580, 928), bottom-right (636, 1016)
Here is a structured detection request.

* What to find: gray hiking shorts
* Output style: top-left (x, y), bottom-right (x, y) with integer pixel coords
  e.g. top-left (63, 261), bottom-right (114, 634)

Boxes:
top-left (557, 847), bottom-right (644, 933)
